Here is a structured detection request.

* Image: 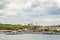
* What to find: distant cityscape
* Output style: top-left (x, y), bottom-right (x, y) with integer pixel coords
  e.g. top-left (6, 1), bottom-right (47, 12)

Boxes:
top-left (0, 23), bottom-right (60, 34)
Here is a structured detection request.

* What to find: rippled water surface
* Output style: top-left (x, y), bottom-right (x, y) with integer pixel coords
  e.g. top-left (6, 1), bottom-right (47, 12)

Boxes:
top-left (0, 34), bottom-right (60, 40)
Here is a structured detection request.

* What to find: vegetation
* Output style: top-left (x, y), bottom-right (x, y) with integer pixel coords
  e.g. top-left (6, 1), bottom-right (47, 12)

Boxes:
top-left (0, 23), bottom-right (60, 33)
top-left (0, 23), bottom-right (40, 30)
top-left (51, 30), bottom-right (60, 32)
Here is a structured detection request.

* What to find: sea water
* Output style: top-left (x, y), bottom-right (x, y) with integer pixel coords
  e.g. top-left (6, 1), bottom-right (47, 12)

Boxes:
top-left (0, 34), bottom-right (60, 40)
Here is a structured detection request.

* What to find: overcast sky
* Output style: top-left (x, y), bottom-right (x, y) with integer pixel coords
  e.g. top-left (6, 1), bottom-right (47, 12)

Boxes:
top-left (0, 0), bottom-right (60, 25)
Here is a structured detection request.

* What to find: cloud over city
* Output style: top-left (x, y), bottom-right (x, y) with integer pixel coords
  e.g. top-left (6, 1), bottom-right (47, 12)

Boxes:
top-left (0, 0), bottom-right (60, 25)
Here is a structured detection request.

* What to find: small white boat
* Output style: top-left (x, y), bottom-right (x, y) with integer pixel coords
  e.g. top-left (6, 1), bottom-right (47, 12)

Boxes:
top-left (6, 31), bottom-right (23, 35)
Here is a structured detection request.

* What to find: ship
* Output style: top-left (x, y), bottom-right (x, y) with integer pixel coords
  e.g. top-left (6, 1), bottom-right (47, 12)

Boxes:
top-left (43, 32), bottom-right (60, 35)
top-left (5, 31), bottom-right (23, 35)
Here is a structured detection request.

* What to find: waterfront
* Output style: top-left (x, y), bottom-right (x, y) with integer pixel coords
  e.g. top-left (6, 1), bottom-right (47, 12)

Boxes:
top-left (0, 34), bottom-right (60, 40)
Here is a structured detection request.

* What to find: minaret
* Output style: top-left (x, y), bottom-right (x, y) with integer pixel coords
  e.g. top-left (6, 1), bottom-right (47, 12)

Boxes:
top-left (36, 21), bottom-right (37, 26)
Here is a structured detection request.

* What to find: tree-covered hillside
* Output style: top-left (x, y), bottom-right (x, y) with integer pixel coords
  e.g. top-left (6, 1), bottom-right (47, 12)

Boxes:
top-left (0, 23), bottom-right (40, 30)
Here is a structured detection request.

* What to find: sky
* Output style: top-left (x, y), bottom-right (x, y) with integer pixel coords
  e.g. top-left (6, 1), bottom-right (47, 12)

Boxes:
top-left (0, 0), bottom-right (60, 25)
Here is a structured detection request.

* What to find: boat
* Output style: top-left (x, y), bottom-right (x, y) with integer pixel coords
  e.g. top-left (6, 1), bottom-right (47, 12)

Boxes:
top-left (5, 31), bottom-right (23, 35)
top-left (43, 32), bottom-right (60, 35)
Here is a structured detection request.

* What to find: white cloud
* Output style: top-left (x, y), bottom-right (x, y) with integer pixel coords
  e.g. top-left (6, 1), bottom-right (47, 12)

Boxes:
top-left (0, 0), bottom-right (60, 25)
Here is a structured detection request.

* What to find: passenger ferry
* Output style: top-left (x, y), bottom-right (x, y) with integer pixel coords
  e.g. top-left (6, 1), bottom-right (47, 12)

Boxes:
top-left (5, 31), bottom-right (23, 35)
top-left (43, 32), bottom-right (60, 35)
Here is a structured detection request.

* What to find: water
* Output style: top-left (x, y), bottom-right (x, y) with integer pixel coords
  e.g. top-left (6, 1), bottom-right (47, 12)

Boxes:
top-left (0, 34), bottom-right (60, 40)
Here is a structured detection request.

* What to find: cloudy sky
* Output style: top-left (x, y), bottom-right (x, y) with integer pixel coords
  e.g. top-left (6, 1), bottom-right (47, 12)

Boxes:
top-left (0, 0), bottom-right (60, 25)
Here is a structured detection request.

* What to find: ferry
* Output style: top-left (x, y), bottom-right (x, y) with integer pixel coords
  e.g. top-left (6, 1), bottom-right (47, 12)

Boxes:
top-left (5, 31), bottom-right (23, 35)
top-left (43, 32), bottom-right (60, 35)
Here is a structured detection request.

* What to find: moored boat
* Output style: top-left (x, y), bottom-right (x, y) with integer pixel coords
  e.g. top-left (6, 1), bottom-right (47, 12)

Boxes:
top-left (43, 32), bottom-right (60, 35)
top-left (5, 31), bottom-right (23, 35)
